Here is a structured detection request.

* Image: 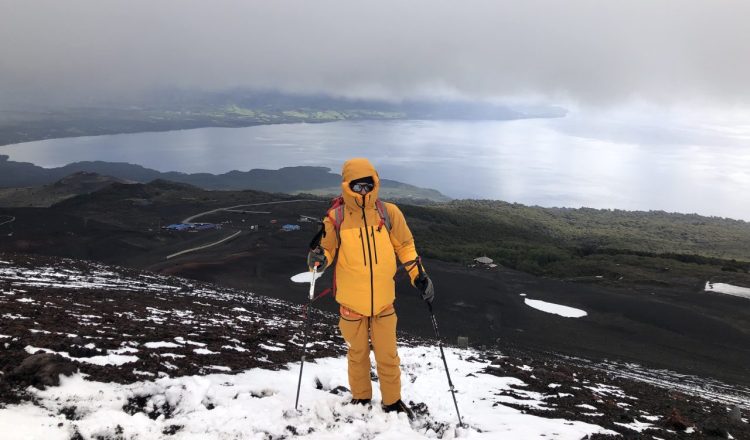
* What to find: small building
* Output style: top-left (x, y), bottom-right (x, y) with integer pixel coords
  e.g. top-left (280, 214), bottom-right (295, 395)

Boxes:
top-left (164, 223), bottom-right (191, 231)
top-left (474, 256), bottom-right (494, 265)
top-left (282, 224), bottom-right (301, 232)
top-left (163, 223), bottom-right (219, 232)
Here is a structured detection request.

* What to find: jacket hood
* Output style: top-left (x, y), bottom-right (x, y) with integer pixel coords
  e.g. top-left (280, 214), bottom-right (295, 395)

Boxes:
top-left (341, 158), bottom-right (380, 209)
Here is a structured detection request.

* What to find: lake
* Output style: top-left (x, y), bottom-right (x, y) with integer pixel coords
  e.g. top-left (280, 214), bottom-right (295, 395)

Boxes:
top-left (2, 116), bottom-right (749, 220)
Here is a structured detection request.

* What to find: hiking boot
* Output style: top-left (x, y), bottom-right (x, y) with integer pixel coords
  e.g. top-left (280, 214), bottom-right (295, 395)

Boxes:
top-left (349, 398), bottom-right (371, 406)
top-left (381, 399), bottom-right (414, 420)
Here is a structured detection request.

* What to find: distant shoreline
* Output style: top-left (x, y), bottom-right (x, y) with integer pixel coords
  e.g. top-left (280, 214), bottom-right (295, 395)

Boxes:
top-left (0, 104), bottom-right (564, 148)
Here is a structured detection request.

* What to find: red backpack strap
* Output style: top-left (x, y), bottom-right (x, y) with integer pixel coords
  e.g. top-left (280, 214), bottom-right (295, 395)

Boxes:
top-left (326, 196), bottom-right (345, 230)
top-left (323, 196), bottom-right (345, 297)
top-left (374, 199), bottom-right (392, 232)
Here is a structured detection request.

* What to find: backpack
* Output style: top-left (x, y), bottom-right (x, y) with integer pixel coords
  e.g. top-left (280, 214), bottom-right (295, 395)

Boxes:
top-left (326, 195), bottom-right (392, 234)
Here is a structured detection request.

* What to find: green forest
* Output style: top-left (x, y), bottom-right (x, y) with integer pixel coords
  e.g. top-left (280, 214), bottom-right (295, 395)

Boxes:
top-left (401, 200), bottom-right (750, 289)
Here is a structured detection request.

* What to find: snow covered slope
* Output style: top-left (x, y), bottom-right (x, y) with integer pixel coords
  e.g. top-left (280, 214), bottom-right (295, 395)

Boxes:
top-left (1, 253), bottom-right (748, 439)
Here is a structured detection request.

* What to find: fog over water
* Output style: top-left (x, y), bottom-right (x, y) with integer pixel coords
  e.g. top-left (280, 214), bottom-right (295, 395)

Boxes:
top-left (3, 112), bottom-right (749, 221)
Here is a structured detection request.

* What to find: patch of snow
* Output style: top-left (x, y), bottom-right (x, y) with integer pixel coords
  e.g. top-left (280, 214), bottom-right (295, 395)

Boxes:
top-left (577, 404), bottom-right (598, 411)
top-left (524, 299), bottom-right (588, 318)
top-left (0, 346), bottom-right (616, 440)
top-left (24, 345), bottom-right (138, 366)
top-left (222, 345), bottom-right (247, 352)
top-left (0, 334), bottom-right (11, 339)
top-left (29, 329), bottom-right (51, 334)
top-left (0, 404), bottom-right (69, 440)
top-left (291, 270), bottom-right (322, 284)
top-left (586, 384), bottom-right (629, 399)
top-left (614, 420), bottom-right (655, 432)
top-left (208, 365), bottom-right (231, 372)
top-left (144, 341), bottom-right (182, 349)
top-left (16, 297), bottom-right (35, 303)
top-left (194, 348), bottom-right (218, 355)
top-left (174, 337), bottom-right (206, 347)
top-left (705, 282), bottom-right (750, 299)
top-left (160, 353), bottom-right (185, 359)
top-left (259, 343), bottom-right (285, 352)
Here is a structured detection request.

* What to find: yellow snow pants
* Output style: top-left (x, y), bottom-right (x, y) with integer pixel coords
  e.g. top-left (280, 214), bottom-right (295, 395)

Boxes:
top-left (338, 305), bottom-right (401, 405)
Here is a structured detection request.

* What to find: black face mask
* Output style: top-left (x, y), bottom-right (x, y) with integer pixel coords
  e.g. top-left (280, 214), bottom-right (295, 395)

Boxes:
top-left (349, 176), bottom-right (375, 193)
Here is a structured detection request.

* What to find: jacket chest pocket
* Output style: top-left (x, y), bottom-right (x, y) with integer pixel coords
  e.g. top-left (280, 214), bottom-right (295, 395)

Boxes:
top-left (339, 226), bottom-right (394, 267)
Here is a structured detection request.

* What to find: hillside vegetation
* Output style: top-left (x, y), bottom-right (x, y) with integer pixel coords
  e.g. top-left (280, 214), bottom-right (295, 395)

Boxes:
top-left (402, 200), bottom-right (750, 288)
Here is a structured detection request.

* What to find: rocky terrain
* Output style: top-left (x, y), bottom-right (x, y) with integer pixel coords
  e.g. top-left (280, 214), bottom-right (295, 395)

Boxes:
top-left (1, 253), bottom-right (748, 439)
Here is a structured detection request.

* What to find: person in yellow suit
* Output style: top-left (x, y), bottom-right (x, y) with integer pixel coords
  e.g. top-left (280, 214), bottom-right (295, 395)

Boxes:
top-left (307, 158), bottom-right (434, 418)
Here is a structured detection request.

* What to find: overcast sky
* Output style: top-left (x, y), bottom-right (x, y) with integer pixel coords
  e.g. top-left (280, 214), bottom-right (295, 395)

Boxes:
top-left (1, 0), bottom-right (749, 108)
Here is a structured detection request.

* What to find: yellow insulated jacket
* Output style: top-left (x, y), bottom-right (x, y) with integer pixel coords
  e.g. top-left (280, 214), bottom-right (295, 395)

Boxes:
top-left (320, 158), bottom-right (420, 317)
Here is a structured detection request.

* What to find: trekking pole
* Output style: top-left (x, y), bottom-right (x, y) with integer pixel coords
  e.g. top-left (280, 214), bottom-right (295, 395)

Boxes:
top-left (417, 262), bottom-right (464, 428)
top-left (295, 262), bottom-right (320, 410)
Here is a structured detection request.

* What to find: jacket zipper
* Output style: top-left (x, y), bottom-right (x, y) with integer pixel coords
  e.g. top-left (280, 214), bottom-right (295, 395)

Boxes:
top-left (358, 228), bottom-right (367, 266)
top-left (360, 198), bottom-right (375, 316)
top-left (370, 226), bottom-right (379, 264)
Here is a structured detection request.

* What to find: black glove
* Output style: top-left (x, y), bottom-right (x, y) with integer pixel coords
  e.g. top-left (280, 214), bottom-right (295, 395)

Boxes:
top-left (414, 273), bottom-right (434, 303)
top-left (307, 248), bottom-right (327, 271)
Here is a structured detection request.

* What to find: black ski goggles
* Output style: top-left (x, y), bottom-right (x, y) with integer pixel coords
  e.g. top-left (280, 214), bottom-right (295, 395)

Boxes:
top-left (350, 182), bottom-right (374, 193)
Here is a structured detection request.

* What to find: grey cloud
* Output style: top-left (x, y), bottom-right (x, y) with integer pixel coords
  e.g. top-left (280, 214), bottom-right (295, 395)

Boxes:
top-left (1, 0), bottom-right (749, 107)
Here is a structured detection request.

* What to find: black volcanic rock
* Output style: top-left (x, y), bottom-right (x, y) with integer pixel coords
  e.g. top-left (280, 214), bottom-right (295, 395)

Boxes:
top-left (10, 353), bottom-right (78, 389)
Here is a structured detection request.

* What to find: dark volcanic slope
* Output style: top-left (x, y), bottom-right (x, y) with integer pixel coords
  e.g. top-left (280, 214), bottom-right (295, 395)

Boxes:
top-left (1, 183), bottom-right (749, 391)
top-left (1, 253), bottom-right (748, 440)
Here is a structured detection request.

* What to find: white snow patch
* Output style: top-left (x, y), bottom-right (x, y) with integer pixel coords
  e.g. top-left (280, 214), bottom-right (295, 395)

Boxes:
top-left (0, 313), bottom-right (26, 320)
top-left (0, 334), bottom-right (11, 339)
top-left (614, 420), bottom-right (655, 432)
top-left (208, 365), bottom-right (231, 372)
top-left (15, 297), bottom-right (34, 303)
top-left (24, 345), bottom-right (138, 366)
top-left (0, 346), bottom-right (616, 439)
top-left (174, 337), bottom-right (206, 347)
top-left (144, 341), bottom-right (182, 349)
top-left (524, 299), bottom-right (588, 318)
top-left (194, 348), bottom-right (218, 355)
top-left (577, 404), bottom-right (598, 411)
top-left (160, 353), bottom-right (185, 359)
top-left (705, 282), bottom-right (750, 299)
top-left (259, 343), bottom-right (285, 352)
top-left (291, 270), bottom-right (322, 284)
top-left (0, 404), bottom-right (69, 440)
